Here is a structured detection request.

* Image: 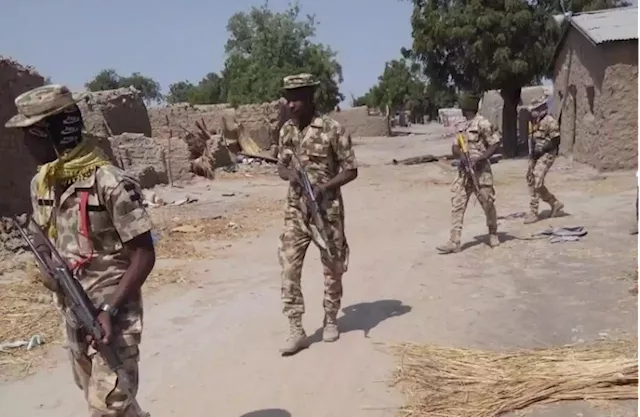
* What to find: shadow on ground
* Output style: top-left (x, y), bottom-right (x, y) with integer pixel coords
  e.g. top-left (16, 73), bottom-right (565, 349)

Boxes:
top-left (498, 210), bottom-right (571, 222)
top-left (239, 409), bottom-right (291, 417)
top-left (459, 232), bottom-right (518, 251)
top-left (309, 299), bottom-right (412, 343)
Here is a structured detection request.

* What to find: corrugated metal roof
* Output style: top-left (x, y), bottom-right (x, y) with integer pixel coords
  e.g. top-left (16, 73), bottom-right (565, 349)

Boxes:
top-left (570, 7), bottom-right (638, 44)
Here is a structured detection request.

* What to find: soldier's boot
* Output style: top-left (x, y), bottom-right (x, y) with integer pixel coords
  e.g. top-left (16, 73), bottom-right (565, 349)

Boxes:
top-left (549, 200), bottom-right (564, 218)
top-left (322, 314), bottom-right (339, 343)
top-left (279, 317), bottom-right (309, 355)
top-left (523, 212), bottom-right (539, 224)
top-left (488, 229), bottom-right (500, 248)
top-left (436, 231), bottom-right (461, 254)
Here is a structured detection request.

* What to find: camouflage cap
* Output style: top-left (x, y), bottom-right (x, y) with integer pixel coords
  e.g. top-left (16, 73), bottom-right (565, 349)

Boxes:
top-left (283, 73), bottom-right (320, 90)
top-left (5, 84), bottom-right (88, 128)
top-left (458, 92), bottom-right (481, 111)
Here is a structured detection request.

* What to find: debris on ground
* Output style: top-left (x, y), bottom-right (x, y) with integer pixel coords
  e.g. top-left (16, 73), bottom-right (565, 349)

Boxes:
top-left (0, 215), bottom-right (28, 254)
top-left (0, 335), bottom-right (45, 353)
top-left (144, 266), bottom-right (191, 291)
top-left (0, 262), bottom-right (61, 379)
top-left (391, 339), bottom-right (638, 417)
top-left (535, 226), bottom-right (588, 243)
top-left (142, 189), bottom-right (198, 208)
top-left (391, 154), bottom-right (439, 166)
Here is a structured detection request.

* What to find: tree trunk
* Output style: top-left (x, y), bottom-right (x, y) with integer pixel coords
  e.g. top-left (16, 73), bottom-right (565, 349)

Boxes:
top-left (385, 104), bottom-right (392, 136)
top-left (500, 86), bottom-right (522, 158)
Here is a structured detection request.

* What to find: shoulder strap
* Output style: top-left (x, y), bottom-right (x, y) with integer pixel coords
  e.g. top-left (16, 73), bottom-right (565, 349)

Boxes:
top-left (70, 190), bottom-right (94, 272)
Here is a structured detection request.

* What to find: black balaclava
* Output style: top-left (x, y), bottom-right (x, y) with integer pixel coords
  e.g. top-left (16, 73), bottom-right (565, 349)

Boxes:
top-left (28, 104), bottom-right (84, 154)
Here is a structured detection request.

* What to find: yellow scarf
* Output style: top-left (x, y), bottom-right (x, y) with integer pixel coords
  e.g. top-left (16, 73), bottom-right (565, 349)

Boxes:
top-left (35, 138), bottom-right (111, 239)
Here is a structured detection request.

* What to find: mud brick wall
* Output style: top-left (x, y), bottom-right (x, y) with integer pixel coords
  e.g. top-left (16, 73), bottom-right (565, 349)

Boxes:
top-left (0, 57), bottom-right (45, 216)
top-left (149, 101), bottom-right (391, 155)
top-left (553, 29), bottom-right (638, 171)
top-left (107, 133), bottom-right (168, 188)
top-left (148, 103), bottom-right (234, 142)
top-left (330, 106), bottom-right (389, 138)
top-left (78, 87), bottom-right (152, 138)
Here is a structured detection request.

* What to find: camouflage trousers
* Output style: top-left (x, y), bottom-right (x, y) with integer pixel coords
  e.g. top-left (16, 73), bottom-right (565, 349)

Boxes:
top-left (450, 169), bottom-right (497, 238)
top-left (278, 208), bottom-right (349, 319)
top-left (66, 324), bottom-right (140, 417)
top-left (526, 153), bottom-right (558, 213)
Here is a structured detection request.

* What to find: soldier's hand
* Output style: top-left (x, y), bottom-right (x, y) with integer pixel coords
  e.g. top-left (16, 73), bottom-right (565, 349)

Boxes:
top-left (86, 311), bottom-right (113, 347)
top-left (288, 168), bottom-right (301, 185)
top-left (471, 156), bottom-right (485, 169)
top-left (312, 184), bottom-right (325, 201)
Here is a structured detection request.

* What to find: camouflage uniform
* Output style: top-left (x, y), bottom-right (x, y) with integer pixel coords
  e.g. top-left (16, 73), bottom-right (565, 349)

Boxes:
top-left (524, 111), bottom-right (564, 224)
top-left (438, 93), bottom-right (500, 253)
top-left (30, 164), bottom-right (152, 417)
top-left (277, 73), bottom-right (357, 353)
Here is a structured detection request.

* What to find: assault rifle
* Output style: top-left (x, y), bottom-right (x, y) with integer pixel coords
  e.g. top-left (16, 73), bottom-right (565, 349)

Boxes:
top-left (456, 133), bottom-right (487, 209)
top-left (290, 153), bottom-right (340, 271)
top-left (13, 216), bottom-right (150, 417)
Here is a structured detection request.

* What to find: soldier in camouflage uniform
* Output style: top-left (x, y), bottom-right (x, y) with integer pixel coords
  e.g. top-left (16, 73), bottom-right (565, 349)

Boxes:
top-left (524, 99), bottom-right (564, 224)
top-left (276, 73), bottom-right (358, 355)
top-left (5, 84), bottom-right (156, 417)
top-left (437, 92), bottom-right (501, 254)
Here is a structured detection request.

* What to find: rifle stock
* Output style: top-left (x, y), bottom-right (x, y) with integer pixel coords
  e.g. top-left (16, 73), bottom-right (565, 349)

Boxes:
top-left (290, 153), bottom-right (340, 270)
top-left (13, 216), bottom-right (149, 417)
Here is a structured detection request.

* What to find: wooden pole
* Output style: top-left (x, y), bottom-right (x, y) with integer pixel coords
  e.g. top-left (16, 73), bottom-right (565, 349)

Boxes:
top-left (164, 114), bottom-right (174, 187)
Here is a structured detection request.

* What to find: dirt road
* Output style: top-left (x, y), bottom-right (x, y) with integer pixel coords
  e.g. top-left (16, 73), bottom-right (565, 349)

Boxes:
top-left (1, 125), bottom-right (637, 417)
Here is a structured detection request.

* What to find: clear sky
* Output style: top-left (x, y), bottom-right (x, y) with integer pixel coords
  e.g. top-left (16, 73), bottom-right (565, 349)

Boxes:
top-left (1, 0), bottom-right (414, 105)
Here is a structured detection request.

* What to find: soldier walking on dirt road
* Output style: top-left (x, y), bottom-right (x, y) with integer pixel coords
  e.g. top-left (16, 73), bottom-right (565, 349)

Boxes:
top-left (276, 73), bottom-right (358, 355)
top-left (5, 84), bottom-right (156, 417)
top-left (523, 98), bottom-right (564, 224)
top-left (437, 92), bottom-right (501, 254)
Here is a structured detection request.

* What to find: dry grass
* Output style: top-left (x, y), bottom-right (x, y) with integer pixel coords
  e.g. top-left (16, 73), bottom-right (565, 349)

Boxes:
top-left (144, 266), bottom-right (192, 292)
top-left (391, 340), bottom-right (638, 417)
top-left (0, 262), bottom-right (62, 379)
top-left (151, 197), bottom-right (283, 259)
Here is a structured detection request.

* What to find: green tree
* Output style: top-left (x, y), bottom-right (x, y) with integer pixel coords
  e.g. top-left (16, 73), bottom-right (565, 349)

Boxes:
top-left (188, 72), bottom-right (226, 105)
top-left (85, 69), bottom-right (162, 105)
top-left (359, 58), bottom-right (430, 129)
top-left (166, 73), bottom-right (226, 105)
top-left (166, 81), bottom-right (196, 104)
top-left (407, 0), bottom-right (629, 156)
top-left (408, 0), bottom-right (560, 156)
top-left (221, 1), bottom-right (344, 112)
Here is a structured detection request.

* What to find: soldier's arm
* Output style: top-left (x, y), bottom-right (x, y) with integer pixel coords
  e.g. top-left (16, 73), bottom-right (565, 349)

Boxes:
top-left (540, 118), bottom-right (561, 153)
top-left (104, 178), bottom-right (155, 310)
top-left (29, 180), bottom-right (58, 292)
top-left (478, 120), bottom-right (501, 160)
top-left (276, 125), bottom-right (296, 182)
top-left (323, 125), bottom-right (358, 192)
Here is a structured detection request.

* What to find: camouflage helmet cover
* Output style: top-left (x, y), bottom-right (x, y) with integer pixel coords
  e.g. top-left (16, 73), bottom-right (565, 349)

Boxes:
top-left (283, 73), bottom-right (320, 90)
top-left (458, 91), bottom-right (481, 111)
top-left (5, 84), bottom-right (88, 128)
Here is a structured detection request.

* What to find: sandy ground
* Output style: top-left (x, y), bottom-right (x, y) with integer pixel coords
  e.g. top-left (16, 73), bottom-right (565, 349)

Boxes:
top-left (0, 123), bottom-right (637, 417)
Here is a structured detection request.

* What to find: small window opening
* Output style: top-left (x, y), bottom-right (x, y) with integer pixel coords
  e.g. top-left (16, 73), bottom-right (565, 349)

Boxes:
top-left (586, 86), bottom-right (595, 114)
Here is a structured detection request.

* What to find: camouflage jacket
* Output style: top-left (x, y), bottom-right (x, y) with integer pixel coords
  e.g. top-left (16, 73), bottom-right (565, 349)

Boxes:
top-left (277, 114), bottom-right (358, 217)
top-left (455, 114), bottom-right (501, 161)
top-left (532, 114), bottom-right (560, 154)
top-left (30, 164), bottom-right (153, 347)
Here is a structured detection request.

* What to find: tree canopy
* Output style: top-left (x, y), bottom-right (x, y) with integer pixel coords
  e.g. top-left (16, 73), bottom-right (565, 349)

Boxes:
top-left (85, 69), bottom-right (163, 104)
top-left (166, 73), bottom-right (226, 105)
top-left (220, 1), bottom-right (343, 112)
top-left (355, 58), bottom-right (456, 122)
top-left (406, 0), bottom-right (628, 156)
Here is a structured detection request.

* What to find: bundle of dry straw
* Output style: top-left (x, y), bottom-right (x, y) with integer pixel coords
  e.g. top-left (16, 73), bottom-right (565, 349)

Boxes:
top-left (391, 340), bottom-right (637, 417)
